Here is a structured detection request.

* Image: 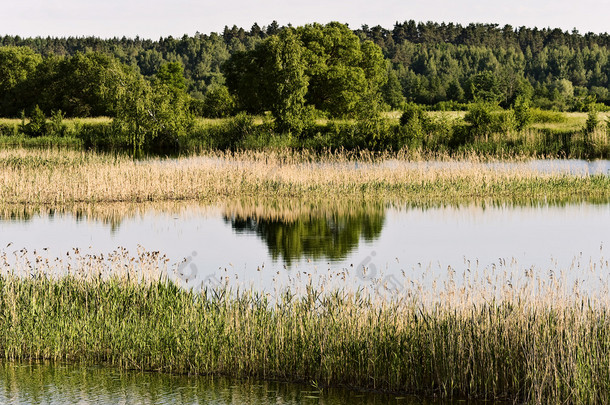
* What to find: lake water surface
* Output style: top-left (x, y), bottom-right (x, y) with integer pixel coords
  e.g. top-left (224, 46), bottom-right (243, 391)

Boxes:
top-left (1, 199), bottom-right (608, 295)
top-left (1, 362), bottom-right (482, 405)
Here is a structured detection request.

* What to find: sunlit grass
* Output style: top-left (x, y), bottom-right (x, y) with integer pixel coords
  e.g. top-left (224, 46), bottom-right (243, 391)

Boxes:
top-left (1, 246), bottom-right (610, 402)
top-left (1, 148), bottom-right (609, 205)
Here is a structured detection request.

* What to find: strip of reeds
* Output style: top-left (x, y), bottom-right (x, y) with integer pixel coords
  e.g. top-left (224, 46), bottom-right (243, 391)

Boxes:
top-left (1, 148), bottom-right (609, 205)
top-left (1, 247), bottom-right (610, 403)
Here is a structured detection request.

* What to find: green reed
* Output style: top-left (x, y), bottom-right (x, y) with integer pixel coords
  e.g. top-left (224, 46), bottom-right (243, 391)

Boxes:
top-left (2, 263), bottom-right (610, 403)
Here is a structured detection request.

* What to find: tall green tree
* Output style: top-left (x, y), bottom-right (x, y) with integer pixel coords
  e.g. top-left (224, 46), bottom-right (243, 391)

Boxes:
top-left (34, 52), bottom-right (128, 117)
top-left (156, 61), bottom-right (187, 90)
top-left (262, 28), bottom-right (311, 133)
top-left (382, 68), bottom-right (405, 109)
top-left (0, 46), bottom-right (42, 116)
top-left (113, 63), bottom-right (192, 155)
top-left (223, 22), bottom-right (388, 125)
top-left (200, 85), bottom-right (235, 118)
top-left (298, 22), bottom-right (387, 117)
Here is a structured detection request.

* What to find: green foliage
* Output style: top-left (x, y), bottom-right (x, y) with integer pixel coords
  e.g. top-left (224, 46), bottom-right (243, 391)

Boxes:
top-left (382, 69), bottom-right (405, 109)
top-left (584, 106), bottom-right (599, 134)
top-left (529, 108), bottom-right (566, 124)
top-left (222, 49), bottom-right (270, 114)
top-left (399, 103), bottom-right (427, 126)
top-left (513, 96), bottom-right (532, 131)
top-left (21, 105), bottom-right (47, 137)
top-left (48, 110), bottom-right (67, 137)
top-left (263, 28), bottom-right (313, 133)
top-left (551, 79), bottom-right (575, 101)
top-left (396, 104), bottom-right (430, 149)
top-left (156, 61), bottom-right (187, 90)
top-left (217, 112), bottom-right (256, 149)
top-left (466, 72), bottom-right (502, 103)
top-left (39, 52), bottom-right (127, 117)
top-left (224, 22), bottom-right (388, 127)
top-left (199, 86), bottom-right (235, 118)
top-left (112, 64), bottom-right (193, 155)
top-left (446, 80), bottom-right (465, 103)
top-left (465, 102), bottom-right (496, 138)
top-left (0, 46), bottom-right (42, 116)
top-left (299, 23), bottom-right (387, 118)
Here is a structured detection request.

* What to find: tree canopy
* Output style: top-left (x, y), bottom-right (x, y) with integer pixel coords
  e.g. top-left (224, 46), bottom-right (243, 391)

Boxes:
top-left (223, 22), bottom-right (388, 127)
top-left (1, 19), bottom-right (609, 121)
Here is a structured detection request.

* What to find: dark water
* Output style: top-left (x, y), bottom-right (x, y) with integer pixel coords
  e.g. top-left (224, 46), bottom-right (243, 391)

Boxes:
top-left (0, 362), bottom-right (482, 405)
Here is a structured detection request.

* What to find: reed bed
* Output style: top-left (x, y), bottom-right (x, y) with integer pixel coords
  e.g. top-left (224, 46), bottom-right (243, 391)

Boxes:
top-left (0, 247), bottom-right (610, 403)
top-left (1, 148), bottom-right (609, 205)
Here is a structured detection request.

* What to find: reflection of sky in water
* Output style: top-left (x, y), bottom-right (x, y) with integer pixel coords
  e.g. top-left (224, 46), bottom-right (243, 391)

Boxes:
top-left (379, 159), bottom-right (610, 176)
top-left (1, 201), bottom-right (609, 295)
top-left (159, 157), bottom-right (610, 176)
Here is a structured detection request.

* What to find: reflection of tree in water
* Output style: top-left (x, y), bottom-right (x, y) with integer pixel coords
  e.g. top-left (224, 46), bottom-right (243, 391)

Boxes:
top-left (226, 208), bottom-right (385, 265)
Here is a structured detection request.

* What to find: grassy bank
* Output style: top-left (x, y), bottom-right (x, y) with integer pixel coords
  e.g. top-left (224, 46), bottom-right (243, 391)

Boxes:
top-left (1, 148), bottom-right (610, 205)
top-left (1, 110), bottom-right (609, 158)
top-left (1, 251), bottom-right (610, 403)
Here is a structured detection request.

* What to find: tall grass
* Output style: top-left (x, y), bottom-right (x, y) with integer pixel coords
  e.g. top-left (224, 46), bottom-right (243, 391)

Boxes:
top-left (1, 149), bottom-right (609, 205)
top-left (1, 247), bottom-right (610, 403)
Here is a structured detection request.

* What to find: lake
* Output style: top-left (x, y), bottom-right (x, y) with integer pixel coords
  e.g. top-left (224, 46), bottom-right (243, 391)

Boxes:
top-left (1, 158), bottom-right (609, 403)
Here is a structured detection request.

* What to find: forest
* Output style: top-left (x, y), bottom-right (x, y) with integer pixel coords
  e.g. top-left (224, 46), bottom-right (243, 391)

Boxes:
top-left (1, 21), bottom-right (609, 155)
top-left (2, 20), bottom-right (610, 115)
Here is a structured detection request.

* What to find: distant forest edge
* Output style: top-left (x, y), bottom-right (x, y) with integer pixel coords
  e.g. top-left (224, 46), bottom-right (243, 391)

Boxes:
top-left (1, 21), bottom-right (609, 156)
top-left (2, 20), bottom-right (610, 114)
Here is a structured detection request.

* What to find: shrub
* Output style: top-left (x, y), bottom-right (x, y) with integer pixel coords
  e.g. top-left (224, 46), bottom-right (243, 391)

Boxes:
top-left (513, 96), bottom-right (532, 131)
top-left (584, 106), bottom-right (599, 134)
top-left (48, 110), bottom-right (67, 137)
top-left (216, 112), bottom-right (256, 149)
top-left (200, 86), bottom-right (236, 118)
top-left (21, 105), bottom-right (47, 137)
top-left (464, 102), bottom-right (495, 138)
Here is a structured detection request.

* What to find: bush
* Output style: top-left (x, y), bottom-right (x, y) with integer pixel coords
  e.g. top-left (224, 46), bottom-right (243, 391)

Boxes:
top-left (513, 96), bottom-right (532, 131)
top-left (397, 104), bottom-right (429, 149)
top-left (494, 109), bottom-right (517, 133)
top-left (48, 110), bottom-right (67, 137)
top-left (464, 102), bottom-right (495, 138)
top-left (21, 105), bottom-right (47, 137)
top-left (217, 112), bottom-right (256, 149)
top-left (529, 108), bottom-right (566, 124)
top-left (200, 86), bottom-right (236, 118)
top-left (584, 107), bottom-right (599, 134)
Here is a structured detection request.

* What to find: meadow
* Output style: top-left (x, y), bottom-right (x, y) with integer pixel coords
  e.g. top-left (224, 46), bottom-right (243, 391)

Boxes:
top-left (1, 109), bottom-right (609, 158)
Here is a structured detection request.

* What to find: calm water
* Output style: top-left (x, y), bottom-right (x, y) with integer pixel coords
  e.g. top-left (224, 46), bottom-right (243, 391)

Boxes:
top-left (1, 200), bottom-right (609, 293)
top-left (0, 362), bottom-right (482, 405)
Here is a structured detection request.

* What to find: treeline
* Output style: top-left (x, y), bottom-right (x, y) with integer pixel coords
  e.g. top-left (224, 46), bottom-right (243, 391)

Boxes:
top-left (2, 20), bottom-right (609, 113)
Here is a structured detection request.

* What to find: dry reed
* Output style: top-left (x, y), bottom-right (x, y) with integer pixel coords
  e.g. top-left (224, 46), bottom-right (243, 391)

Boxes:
top-left (1, 149), bottom-right (609, 205)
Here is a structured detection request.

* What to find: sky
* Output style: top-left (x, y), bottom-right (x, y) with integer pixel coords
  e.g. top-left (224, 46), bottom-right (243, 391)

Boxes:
top-left (1, 0), bottom-right (608, 39)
